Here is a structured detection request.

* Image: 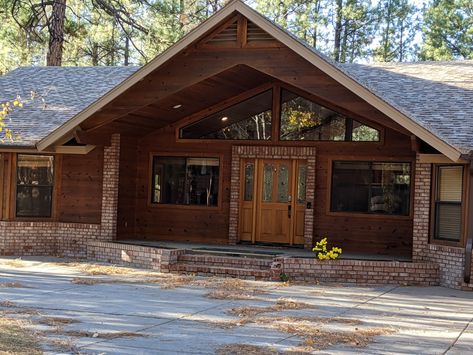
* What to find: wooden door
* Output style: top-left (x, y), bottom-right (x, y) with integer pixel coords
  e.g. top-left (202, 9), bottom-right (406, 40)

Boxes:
top-left (239, 158), bottom-right (307, 245)
top-left (256, 159), bottom-right (293, 243)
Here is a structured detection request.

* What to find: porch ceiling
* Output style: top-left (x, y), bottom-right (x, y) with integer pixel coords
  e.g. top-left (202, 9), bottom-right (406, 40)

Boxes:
top-left (79, 65), bottom-right (273, 138)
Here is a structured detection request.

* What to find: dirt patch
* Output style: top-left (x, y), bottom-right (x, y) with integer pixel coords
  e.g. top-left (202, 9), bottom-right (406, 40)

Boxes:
top-left (228, 298), bottom-right (316, 317)
top-left (48, 329), bottom-right (145, 339)
top-left (0, 317), bottom-right (42, 354)
top-left (0, 300), bottom-right (17, 308)
top-left (0, 282), bottom-right (28, 288)
top-left (38, 317), bottom-right (80, 327)
top-left (216, 343), bottom-right (279, 355)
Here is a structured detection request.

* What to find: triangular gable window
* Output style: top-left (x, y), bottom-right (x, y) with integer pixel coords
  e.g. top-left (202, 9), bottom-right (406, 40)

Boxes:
top-left (180, 90), bottom-right (272, 140)
top-left (279, 89), bottom-right (380, 142)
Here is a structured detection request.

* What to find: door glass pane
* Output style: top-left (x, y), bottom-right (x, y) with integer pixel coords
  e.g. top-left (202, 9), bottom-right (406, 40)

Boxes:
top-left (277, 164), bottom-right (290, 202)
top-left (263, 163), bottom-right (273, 202)
top-left (297, 164), bottom-right (307, 203)
top-left (244, 162), bottom-right (254, 201)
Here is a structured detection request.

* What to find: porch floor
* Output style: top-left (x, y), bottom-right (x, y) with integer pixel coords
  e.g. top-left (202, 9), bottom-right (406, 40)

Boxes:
top-left (116, 239), bottom-right (412, 262)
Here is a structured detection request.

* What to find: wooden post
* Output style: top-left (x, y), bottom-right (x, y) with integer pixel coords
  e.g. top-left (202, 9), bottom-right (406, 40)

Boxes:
top-left (464, 161), bottom-right (473, 284)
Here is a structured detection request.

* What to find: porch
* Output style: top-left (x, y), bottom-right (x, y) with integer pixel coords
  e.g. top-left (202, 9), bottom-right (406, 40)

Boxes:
top-left (85, 240), bottom-right (439, 286)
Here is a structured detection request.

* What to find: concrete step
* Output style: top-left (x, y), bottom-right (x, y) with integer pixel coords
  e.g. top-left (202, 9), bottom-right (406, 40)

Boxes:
top-left (461, 283), bottom-right (473, 291)
top-left (173, 262), bottom-right (272, 280)
top-left (177, 253), bottom-right (273, 270)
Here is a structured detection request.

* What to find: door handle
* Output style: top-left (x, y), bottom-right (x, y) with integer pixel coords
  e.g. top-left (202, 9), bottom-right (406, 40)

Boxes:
top-left (288, 204), bottom-right (292, 218)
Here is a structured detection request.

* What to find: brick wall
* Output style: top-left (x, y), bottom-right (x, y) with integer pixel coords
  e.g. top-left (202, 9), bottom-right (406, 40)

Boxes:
top-left (412, 157), bottom-right (471, 289)
top-left (87, 241), bottom-right (185, 272)
top-left (277, 257), bottom-right (439, 286)
top-left (0, 134), bottom-right (120, 258)
top-left (229, 146), bottom-right (316, 248)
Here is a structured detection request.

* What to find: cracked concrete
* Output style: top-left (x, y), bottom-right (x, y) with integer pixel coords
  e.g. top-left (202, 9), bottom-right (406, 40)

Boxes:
top-left (0, 257), bottom-right (472, 354)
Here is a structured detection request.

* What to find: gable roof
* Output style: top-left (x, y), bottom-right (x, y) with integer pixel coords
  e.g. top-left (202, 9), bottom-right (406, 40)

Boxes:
top-left (0, 66), bottom-right (138, 148)
top-left (0, 0), bottom-right (471, 161)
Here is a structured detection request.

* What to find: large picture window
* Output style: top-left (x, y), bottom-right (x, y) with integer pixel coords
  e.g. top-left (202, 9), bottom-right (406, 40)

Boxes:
top-left (16, 154), bottom-right (54, 218)
top-left (331, 161), bottom-right (411, 216)
top-left (433, 165), bottom-right (464, 243)
top-left (152, 156), bottom-right (220, 207)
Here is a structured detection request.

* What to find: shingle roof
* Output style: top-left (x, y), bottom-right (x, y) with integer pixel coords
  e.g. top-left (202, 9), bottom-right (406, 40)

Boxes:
top-left (339, 60), bottom-right (473, 154)
top-left (0, 66), bottom-right (138, 147)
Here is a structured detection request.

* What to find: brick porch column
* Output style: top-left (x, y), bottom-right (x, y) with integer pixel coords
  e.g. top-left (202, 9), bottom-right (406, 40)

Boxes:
top-left (100, 134), bottom-right (120, 240)
top-left (412, 158), bottom-right (431, 261)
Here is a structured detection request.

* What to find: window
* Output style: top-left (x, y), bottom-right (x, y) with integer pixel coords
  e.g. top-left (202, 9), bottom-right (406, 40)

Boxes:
top-left (151, 156), bottom-right (220, 207)
top-left (280, 89), bottom-right (380, 142)
top-left (16, 155), bottom-right (54, 218)
top-left (433, 166), bottom-right (464, 243)
top-left (331, 161), bottom-right (411, 216)
top-left (180, 90), bottom-right (272, 140)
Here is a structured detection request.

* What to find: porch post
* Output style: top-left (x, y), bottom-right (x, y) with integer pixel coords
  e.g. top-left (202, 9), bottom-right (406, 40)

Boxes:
top-left (100, 133), bottom-right (120, 241)
top-left (463, 162), bottom-right (473, 284)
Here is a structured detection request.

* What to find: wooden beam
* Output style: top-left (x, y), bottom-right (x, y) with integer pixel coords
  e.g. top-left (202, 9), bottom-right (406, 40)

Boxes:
top-left (52, 145), bottom-right (96, 155)
top-left (418, 154), bottom-right (468, 164)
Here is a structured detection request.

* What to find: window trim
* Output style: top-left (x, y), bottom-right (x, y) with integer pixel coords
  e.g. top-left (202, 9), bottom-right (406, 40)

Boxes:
top-left (429, 164), bottom-right (468, 247)
top-left (147, 152), bottom-right (224, 211)
top-left (12, 153), bottom-right (59, 220)
top-left (326, 157), bottom-right (415, 220)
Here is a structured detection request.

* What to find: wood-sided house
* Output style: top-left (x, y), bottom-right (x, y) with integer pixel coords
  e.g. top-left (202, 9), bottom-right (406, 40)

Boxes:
top-left (0, 1), bottom-right (472, 289)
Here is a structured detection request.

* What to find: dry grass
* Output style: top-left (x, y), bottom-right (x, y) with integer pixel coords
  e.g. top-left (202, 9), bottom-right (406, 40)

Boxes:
top-left (71, 277), bottom-right (102, 285)
top-left (1, 308), bottom-right (41, 316)
top-left (1, 259), bottom-right (26, 268)
top-left (0, 317), bottom-right (42, 354)
top-left (228, 298), bottom-right (315, 317)
top-left (0, 282), bottom-right (27, 288)
top-left (46, 338), bottom-right (79, 354)
top-left (38, 317), bottom-right (80, 327)
top-left (216, 344), bottom-right (279, 355)
top-left (48, 329), bottom-right (145, 339)
top-left (199, 278), bottom-right (265, 300)
top-left (0, 300), bottom-right (16, 308)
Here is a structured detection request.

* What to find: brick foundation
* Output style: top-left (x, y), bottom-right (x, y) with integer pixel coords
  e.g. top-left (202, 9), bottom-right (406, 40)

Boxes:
top-left (0, 134), bottom-right (120, 258)
top-left (85, 241), bottom-right (439, 285)
top-left (229, 146), bottom-right (316, 248)
top-left (277, 257), bottom-right (439, 285)
top-left (412, 157), bottom-right (472, 289)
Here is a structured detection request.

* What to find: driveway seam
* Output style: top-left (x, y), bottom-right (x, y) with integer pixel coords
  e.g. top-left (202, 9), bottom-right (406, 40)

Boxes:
top-left (442, 315), bottom-right (473, 355)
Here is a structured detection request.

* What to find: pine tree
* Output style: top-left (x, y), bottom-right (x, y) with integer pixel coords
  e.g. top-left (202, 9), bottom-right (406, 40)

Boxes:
top-left (420, 0), bottom-right (473, 60)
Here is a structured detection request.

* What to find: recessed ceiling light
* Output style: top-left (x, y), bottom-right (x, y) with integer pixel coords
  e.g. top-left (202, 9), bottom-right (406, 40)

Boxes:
top-left (221, 116), bottom-right (228, 121)
top-left (173, 104), bottom-right (182, 109)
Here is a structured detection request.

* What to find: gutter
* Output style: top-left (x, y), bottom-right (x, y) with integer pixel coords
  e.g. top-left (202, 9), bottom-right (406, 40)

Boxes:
top-left (464, 161), bottom-right (473, 284)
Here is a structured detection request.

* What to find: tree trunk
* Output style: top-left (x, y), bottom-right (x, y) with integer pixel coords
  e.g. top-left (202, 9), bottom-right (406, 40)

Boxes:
top-left (333, 0), bottom-right (343, 62)
top-left (46, 0), bottom-right (67, 66)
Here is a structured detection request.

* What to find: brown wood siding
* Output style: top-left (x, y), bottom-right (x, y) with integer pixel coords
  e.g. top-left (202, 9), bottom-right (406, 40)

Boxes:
top-left (118, 126), bottom-right (414, 256)
top-left (58, 148), bottom-right (103, 224)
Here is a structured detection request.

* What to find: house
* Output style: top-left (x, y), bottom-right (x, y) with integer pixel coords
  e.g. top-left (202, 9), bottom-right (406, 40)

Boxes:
top-left (0, 0), bottom-right (472, 289)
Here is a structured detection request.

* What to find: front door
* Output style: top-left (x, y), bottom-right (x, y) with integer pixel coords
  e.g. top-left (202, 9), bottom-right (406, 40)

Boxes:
top-left (239, 158), bottom-right (307, 245)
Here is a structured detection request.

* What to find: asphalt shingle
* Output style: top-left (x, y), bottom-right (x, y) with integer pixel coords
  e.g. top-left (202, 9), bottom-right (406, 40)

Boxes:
top-left (0, 66), bottom-right (138, 147)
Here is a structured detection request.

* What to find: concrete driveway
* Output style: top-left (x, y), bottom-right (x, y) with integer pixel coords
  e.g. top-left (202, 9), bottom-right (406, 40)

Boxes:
top-left (0, 257), bottom-right (472, 355)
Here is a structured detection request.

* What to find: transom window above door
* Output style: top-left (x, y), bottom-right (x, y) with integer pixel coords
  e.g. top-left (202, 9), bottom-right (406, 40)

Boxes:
top-left (179, 86), bottom-right (381, 142)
